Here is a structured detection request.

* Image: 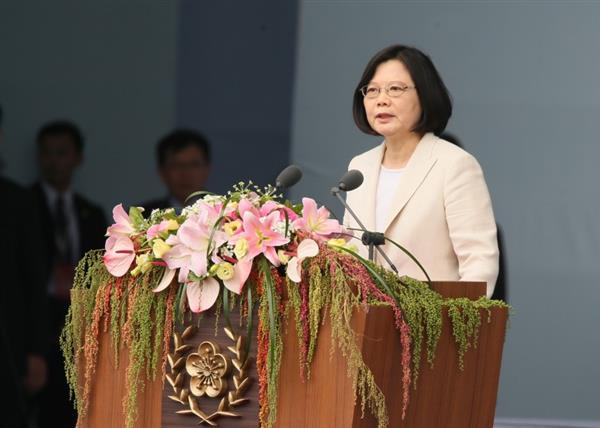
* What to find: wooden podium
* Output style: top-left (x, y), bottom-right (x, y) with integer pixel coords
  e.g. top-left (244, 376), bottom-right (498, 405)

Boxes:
top-left (78, 281), bottom-right (507, 428)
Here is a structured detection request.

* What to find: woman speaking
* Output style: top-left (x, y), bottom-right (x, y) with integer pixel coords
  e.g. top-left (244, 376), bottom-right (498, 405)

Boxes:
top-left (344, 45), bottom-right (499, 297)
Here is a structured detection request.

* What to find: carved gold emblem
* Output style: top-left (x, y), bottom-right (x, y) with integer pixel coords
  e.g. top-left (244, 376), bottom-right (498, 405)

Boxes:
top-left (186, 342), bottom-right (229, 398)
top-left (166, 325), bottom-right (251, 426)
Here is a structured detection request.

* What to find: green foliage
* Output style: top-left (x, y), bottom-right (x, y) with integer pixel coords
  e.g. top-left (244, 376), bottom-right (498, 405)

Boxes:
top-left (60, 250), bottom-right (110, 413)
top-left (63, 247), bottom-right (509, 428)
top-left (123, 272), bottom-right (162, 427)
top-left (258, 258), bottom-right (283, 428)
top-left (327, 263), bottom-right (388, 428)
top-left (306, 261), bottom-right (331, 373)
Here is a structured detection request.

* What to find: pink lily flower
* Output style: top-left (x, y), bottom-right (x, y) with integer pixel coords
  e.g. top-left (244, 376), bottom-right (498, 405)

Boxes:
top-left (236, 198), bottom-right (260, 219)
top-left (192, 200), bottom-right (224, 229)
top-left (106, 204), bottom-right (135, 238)
top-left (287, 238), bottom-right (319, 283)
top-left (186, 277), bottom-right (220, 313)
top-left (147, 219), bottom-right (177, 240)
top-left (162, 217), bottom-right (227, 283)
top-left (103, 235), bottom-right (135, 277)
top-left (293, 198), bottom-right (342, 240)
top-left (235, 210), bottom-right (289, 266)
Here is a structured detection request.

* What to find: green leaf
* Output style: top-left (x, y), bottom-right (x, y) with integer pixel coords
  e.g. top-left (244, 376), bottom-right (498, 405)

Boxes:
top-left (245, 285), bottom-right (254, 358)
top-left (129, 206), bottom-right (145, 229)
top-left (383, 237), bottom-right (432, 284)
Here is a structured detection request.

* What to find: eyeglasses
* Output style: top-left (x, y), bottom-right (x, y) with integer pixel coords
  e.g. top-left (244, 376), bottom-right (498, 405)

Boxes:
top-left (359, 82), bottom-right (416, 99)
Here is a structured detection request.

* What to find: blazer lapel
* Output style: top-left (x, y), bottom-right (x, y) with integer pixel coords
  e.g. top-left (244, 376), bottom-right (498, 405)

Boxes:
top-left (382, 133), bottom-right (438, 233)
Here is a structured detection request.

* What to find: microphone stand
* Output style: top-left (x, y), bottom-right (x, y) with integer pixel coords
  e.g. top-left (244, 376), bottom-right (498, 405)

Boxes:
top-left (331, 187), bottom-right (398, 274)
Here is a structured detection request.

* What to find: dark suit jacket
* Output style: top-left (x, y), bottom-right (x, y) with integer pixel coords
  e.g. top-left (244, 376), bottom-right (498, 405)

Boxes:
top-left (31, 182), bottom-right (107, 265)
top-left (0, 177), bottom-right (49, 426)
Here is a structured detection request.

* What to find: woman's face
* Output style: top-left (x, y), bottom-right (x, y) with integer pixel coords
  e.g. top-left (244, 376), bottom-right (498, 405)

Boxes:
top-left (363, 59), bottom-right (422, 140)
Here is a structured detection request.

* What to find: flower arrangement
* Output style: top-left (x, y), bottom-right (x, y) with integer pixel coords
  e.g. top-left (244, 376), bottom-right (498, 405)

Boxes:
top-left (102, 182), bottom-right (352, 313)
top-left (61, 182), bottom-right (508, 428)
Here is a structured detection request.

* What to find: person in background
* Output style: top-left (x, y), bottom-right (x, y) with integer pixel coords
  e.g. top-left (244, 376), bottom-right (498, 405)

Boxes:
top-left (0, 104), bottom-right (49, 428)
top-left (440, 132), bottom-right (508, 302)
top-left (141, 129), bottom-right (212, 213)
top-left (31, 120), bottom-right (107, 428)
top-left (345, 44), bottom-right (499, 298)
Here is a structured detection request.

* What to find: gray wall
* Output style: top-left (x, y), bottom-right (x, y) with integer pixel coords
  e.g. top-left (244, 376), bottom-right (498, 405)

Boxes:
top-left (176, 0), bottom-right (298, 194)
top-left (0, 1), bottom-right (179, 211)
top-left (290, 1), bottom-right (600, 421)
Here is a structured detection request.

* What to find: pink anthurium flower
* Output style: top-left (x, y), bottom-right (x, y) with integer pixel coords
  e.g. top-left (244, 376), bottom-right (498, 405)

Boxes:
top-left (106, 204), bottom-right (135, 237)
top-left (222, 259), bottom-right (253, 294)
top-left (103, 235), bottom-right (135, 277)
top-left (186, 277), bottom-right (220, 313)
top-left (152, 267), bottom-right (176, 292)
top-left (293, 198), bottom-right (342, 240)
top-left (163, 217), bottom-right (226, 283)
top-left (286, 238), bottom-right (319, 283)
top-left (235, 211), bottom-right (289, 266)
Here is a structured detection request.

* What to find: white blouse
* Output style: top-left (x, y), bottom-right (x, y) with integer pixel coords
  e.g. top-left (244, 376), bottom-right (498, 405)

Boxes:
top-left (375, 165), bottom-right (405, 232)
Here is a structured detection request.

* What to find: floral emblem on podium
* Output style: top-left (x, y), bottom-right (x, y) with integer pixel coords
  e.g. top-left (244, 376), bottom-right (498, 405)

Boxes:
top-left (187, 341), bottom-right (229, 398)
top-left (166, 324), bottom-right (251, 425)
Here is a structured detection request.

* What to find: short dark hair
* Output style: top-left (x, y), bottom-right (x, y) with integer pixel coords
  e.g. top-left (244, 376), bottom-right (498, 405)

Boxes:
top-left (36, 120), bottom-right (84, 153)
top-left (156, 129), bottom-right (211, 167)
top-left (353, 44), bottom-right (452, 136)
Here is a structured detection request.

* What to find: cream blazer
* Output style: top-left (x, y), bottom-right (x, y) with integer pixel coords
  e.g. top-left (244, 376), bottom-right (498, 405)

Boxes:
top-left (343, 133), bottom-right (499, 297)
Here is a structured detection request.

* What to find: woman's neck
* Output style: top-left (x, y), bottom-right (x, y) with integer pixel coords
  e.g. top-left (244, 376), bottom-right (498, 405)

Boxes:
top-left (382, 132), bottom-right (422, 169)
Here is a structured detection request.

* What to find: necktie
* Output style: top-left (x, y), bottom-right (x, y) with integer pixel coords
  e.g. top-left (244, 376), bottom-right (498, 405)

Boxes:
top-left (53, 195), bottom-right (74, 299)
top-left (54, 195), bottom-right (73, 263)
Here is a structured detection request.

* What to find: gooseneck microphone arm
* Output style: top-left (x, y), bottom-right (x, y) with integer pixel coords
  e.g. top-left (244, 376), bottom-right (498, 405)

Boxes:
top-left (331, 170), bottom-right (398, 274)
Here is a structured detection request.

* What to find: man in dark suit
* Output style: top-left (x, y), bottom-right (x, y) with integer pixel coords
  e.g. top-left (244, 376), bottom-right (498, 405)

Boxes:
top-left (141, 129), bottom-right (212, 213)
top-left (31, 120), bottom-right (107, 427)
top-left (1, 105), bottom-right (49, 428)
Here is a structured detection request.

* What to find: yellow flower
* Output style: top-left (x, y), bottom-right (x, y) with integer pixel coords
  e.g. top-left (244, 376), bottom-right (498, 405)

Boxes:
top-left (152, 239), bottom-right (171, 259)
top-left (327, 238), bottom-right (347, 248)
top-left (131, 254), bottom-right (152, 276)
top-left (234, 238), bottom-right (248, 259)
top-left (223, 220), bottom-right (242, 236)
top-left (277, 250), bottom-right (290, 265)
top-left (216, 262), bottom-right (234, 280)
top-left (327, 238), bottom-right (357, 253)
top-left (165, 219), bottom-right (179, 231)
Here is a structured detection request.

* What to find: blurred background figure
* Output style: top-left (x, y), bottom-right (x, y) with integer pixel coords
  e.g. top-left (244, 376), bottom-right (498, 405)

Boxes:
top-left (31, 120), bottom-right (107, 428)
top-left (0, 104), bottom-right (49, 428)
top-left (441, 132), bottom-right (507, 302)
top-left (141, 129), bottom-right (211, 212)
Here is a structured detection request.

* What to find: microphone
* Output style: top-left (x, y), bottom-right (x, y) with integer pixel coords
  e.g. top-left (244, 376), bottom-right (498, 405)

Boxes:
top-left (331, 169), bottom-right (363, 194)
top-left (338, 170), bottom-right (364, 192)
top-left (331, 170), bottom-right (398, 273)
top-left (275, 165), bottom-right (303, 190)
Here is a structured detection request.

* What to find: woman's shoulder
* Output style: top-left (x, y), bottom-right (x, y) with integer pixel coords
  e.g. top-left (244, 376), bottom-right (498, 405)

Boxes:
top-left (431, 135), bottom-right (486, 184)
top-left (432, 135), bottom-right (481, 168)
top-left (348, 143), bottom-right (384, 168)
